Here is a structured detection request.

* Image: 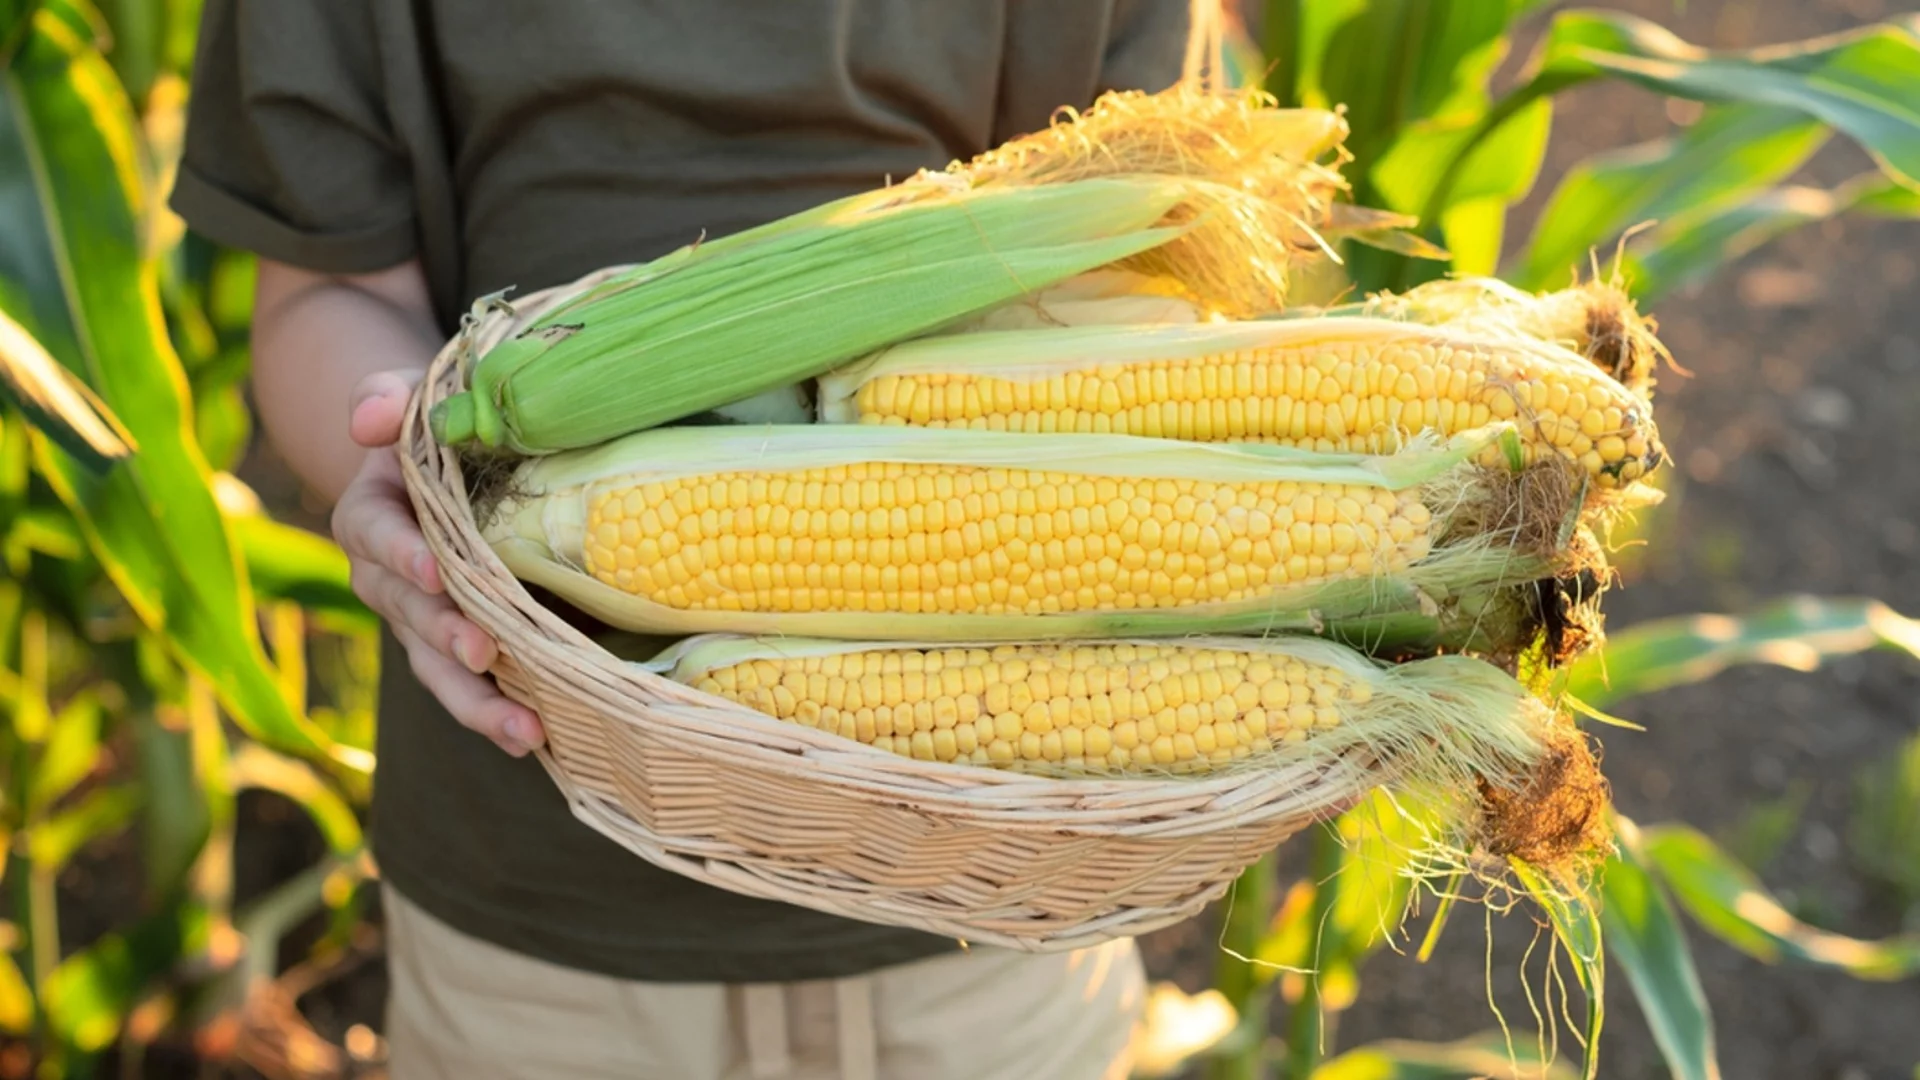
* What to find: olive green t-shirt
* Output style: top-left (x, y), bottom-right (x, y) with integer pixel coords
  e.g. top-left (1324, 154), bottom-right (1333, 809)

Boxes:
top-left (173, 0), bottom-right (1187, 982)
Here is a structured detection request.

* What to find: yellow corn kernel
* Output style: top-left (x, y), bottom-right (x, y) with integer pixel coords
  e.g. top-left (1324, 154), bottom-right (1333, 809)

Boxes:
top-left (685, 641), bottom-right (1366, 773)
top-left (843, 327), bottom-right (1661, 488)
top-left (583, 462), bottom-right (1433, 616)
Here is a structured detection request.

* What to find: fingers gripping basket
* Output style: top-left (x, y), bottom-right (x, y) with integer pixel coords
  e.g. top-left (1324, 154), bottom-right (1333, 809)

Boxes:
top-left (398, 275), bottom-right (1377, 952)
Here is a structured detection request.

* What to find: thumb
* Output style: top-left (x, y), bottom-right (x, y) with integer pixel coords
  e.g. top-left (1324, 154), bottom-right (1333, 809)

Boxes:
top-left (349, 370), bottom-right (425, 449)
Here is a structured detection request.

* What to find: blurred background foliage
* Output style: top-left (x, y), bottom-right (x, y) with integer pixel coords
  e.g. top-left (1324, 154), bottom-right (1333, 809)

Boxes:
top-left (0, 0), bottom-right (1916, 1077)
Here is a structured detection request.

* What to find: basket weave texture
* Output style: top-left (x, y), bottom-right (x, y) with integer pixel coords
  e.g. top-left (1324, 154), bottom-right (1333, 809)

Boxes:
top-left (398, 270), bottom-right (1378, 951)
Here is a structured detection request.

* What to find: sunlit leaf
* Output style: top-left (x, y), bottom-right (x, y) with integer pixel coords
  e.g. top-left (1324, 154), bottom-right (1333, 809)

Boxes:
top-left (228, 743), bottom-right (363, 855)
top-left (1286, 0), bottom-right (1370, 110)
top-left (1257, 794), bottom-right (1430, 991)
top-left (26, 685), bottom-right (104, 814)
top-left (2, 504), bottom-right (82, 570)
top-left (1641, 824), bottom-right (1920, 979)
top-left (1563, 596), bottom-right (1920, 709)
top-left (0, 6), bottom-right (343, 763)
top-left (0, 951), bottom-right (30, 1034)
top-left (1514, 104), bottom-right (1828, 290)
top-left (230, 516), bottom-right (373, 631)
top-left (1432, 12), bottom-right (1920, 243)
top-left (93, 0), bottom-right (162, 108)
top-left (1627, 173), bottom-right (1920, 299)
top-left (1516, 12), bottom-right (1920, 187)
top-left (40, 903), bottom-right (210, 1052)
top-left (1601, 819), bottom-right (1720, 1080)
top-left (1317, 0), bottom-right (1529, 174)
top-left (0, 304), bottom-right (132, 470)
top-left (1313, 1034), bottom-right (1575, 1080)
top-left (1552, 14), bottom-right (1920, 189)
top-left (28, 784), bottom-right (139, 872)
top-left (1134, 982), bottom-right (1240, 1079)
top-left (1437, 196), bottom-right (1507, 277)
top-left (1375, 97), bottom-right (1552, 219)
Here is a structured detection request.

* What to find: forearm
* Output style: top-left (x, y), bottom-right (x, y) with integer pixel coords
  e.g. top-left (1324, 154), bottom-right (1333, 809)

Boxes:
top-left (251, 258), bottom-right (442, 503)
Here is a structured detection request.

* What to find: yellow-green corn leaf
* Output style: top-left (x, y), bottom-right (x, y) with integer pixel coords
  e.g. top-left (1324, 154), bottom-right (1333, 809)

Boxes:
top-left (1602, 818), bottom-right (1720, 1080)
top-left (1625, 173), bottom-right (1920, 300)
top-left (0, 5), bottom-right (344, 764)
top-left (1641, 823), bottom-right (1920, 980)
top-left (40, 903), bottom-right (210, 1052)
top-left (0, 305), bottom-right (133, 471)
top-left (1513, 105), bottom-right (1827, 292)
top-left (1563, 596), bottom-right (1920, 709)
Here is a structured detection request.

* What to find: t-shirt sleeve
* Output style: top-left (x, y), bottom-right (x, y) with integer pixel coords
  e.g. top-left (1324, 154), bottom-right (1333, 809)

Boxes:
top-left (1097, 0), bottom-right (1189, 95)
top-left (169, 0), bottom-right (416, 273)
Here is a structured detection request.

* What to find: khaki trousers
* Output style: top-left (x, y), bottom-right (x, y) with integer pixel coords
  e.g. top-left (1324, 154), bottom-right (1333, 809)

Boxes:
top-left (383, 886), bottom-right (1146, 1080)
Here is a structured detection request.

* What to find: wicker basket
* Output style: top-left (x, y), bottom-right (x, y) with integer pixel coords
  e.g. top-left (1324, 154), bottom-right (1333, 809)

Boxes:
top-left (398, 270), bottom-right (1378, 951)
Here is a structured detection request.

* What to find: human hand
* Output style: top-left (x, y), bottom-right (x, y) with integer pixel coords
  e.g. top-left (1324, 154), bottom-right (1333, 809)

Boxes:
top-left (332, 371), bottom-right (547, 756)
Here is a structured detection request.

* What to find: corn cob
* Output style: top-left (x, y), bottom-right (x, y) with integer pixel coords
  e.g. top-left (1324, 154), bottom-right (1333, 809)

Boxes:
top-left (818, 319), bottom-right (1663, 489)
top-left (650, 634), bottom-right (1556, 783)
top-left (429, 178), bottom-right (1192, 454)
top-left (1320, 276), bottom-right (1670, 391)
top-left (483, 423), bottom-right (1584, 646)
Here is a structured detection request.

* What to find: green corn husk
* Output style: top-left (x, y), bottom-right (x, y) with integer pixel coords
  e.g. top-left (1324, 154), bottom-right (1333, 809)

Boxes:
top-left (480, 422), bottom-right (1592, 653)
top-left (429, 177), bottom-right (1198, 455)
top-left (643, 632), bottom-right (1560, 788)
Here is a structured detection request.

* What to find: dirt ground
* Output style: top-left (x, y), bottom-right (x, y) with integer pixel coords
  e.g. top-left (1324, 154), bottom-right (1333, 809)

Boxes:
top-left (1142, 2), bottom-right (1920, 1078)
top-left (192, 1), bottom-right (1920, 1078)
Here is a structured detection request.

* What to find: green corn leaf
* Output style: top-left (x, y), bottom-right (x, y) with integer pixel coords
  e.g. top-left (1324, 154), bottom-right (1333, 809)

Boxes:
top-left (2, 503), bottom-right (83, 566)
top-left (1427, 12), bottom-right (1920, 237)
top-left (1601, 818), bottom-right (1720, 1080)
top-left (228, 743), bottom-right (364, 856)
top-left (1626, 173), bottom-right (1920, 299)
top-left (92, 0), bottom-right (161, 109)
top-left (1533, 12), bottom-right (1920, 190)
top-left (0, 950), bottom-right (31, 1034)
top-left (1514, 104), bottom-right (1828, 291)
top-left (1311, 0), bottom-right (1545, 290)
top-left (1563, 596), bottom-right (1920, 709)
top-left (26, 685), bottom-right (105, 815)
top-left (0, 304), bottom-right (134, 471)
top-left (132, 710), bottom-right (209, 903)
top-left (0, 6), bottom-right (346, 764)
top-left (1373, 98), bottom-right (1551, 223)
top-left (40, 902), bottom-right (210, 1052)
top-left (1315, 0), bottom-right (1530, 176)
top-left (229, 516), bottom-right (373, 631)
top-left (1, 0), bottom-right (42, 62)
top-left (27, 784), bottom-right (139, 872)
top-left (1641, 824), bottom-right (1920, 979)
top-left (1312, 1034), bottom-right (1575, 1080)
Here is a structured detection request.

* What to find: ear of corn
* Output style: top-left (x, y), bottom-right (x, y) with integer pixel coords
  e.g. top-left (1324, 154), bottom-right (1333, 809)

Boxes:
top-left (430, 178), bottom-right (1197, 455)
top-left (649, 633), bottom-right (1555, 786)
top-left (480, 422), bottom-right (1579, 644)
top-left (817, 317), bottom-right (1663, 489)
top-left (1305, 276), bottom-right (1670, 391)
